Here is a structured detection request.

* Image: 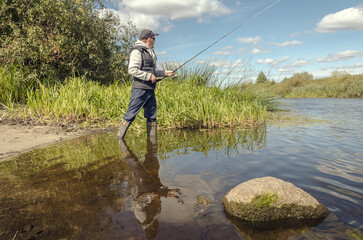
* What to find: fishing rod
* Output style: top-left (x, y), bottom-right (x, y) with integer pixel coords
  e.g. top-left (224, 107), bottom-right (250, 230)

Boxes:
top-left (158, 0), bottom-right (281, 81)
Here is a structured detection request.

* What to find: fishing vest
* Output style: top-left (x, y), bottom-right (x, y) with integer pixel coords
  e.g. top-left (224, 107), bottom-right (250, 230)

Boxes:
top-left (130, 46), bottom-right (156, 90)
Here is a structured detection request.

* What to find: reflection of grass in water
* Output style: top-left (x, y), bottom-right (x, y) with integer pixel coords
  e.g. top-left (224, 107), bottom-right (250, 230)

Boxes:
top-left (0, 127), bottom-right (267, 239)
top-left (0, 128), bottom-right (266, 177)
top-left (345, 228), bottom-right (363, 240)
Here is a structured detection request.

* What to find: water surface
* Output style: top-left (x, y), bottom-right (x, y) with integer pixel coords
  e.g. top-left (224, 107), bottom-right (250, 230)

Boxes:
top-left (0, 98), bottom-right (362, 239)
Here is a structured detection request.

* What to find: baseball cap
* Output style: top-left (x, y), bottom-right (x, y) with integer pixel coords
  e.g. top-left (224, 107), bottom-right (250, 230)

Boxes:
top-left (139, 29), bottom-right (159, 40)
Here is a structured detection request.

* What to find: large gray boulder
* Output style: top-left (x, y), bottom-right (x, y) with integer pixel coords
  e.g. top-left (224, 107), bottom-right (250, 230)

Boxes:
top-left (222, 176), bottom-right (329, 229)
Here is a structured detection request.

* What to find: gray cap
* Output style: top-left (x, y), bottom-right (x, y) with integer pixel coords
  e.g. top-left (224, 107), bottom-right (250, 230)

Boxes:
top-left (139, 29), bottom-right (159, 40)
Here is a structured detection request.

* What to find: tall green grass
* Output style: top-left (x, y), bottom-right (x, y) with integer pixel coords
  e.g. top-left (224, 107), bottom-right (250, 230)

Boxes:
top-left (0, 66), bottom-right (35, 109)
top-left (1, 65), bottom-right (270, 129)
top-left (22, 77), bottom-right (267, 129)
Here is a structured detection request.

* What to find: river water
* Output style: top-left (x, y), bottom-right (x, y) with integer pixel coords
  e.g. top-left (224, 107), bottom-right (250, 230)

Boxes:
top-left (0, 98), bottom-right (362, 239)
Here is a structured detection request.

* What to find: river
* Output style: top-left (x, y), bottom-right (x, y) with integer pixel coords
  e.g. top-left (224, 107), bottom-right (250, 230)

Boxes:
top-left (0, 98), bottom-right (362, 239)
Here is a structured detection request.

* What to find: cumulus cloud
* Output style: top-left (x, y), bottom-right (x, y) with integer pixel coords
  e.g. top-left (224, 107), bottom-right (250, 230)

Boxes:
top-left (112, 0), bottom-right (231, 31)
top-left (316, 50), bottom-right (363, 62)
top-left (271, 40), bottom-right (304, 47)
top-left (316, 6), bottom-right (363, 32)
top-left (256, 56), bottom-right (290, 65)
top-left (236, 36), bottom-right (262, 45)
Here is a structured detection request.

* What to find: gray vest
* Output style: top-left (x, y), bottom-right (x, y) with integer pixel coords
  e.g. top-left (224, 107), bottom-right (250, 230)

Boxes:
top-left (131, 46), bottom-right (156, 90)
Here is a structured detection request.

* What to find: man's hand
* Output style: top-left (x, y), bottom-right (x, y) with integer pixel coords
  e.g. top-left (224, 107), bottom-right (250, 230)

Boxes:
top-left (165, 70), bottom-right (174, 77)
top-left (150, 74), bottom-right (157, 83)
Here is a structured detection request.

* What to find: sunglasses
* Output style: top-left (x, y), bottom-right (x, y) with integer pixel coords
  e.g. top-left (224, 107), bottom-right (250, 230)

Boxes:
top-left (150, 37), bottom-right (155, 40)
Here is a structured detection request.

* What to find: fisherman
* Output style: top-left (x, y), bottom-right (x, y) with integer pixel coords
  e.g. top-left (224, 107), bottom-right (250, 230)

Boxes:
top-left (116, 29), bottom-right (174, 140)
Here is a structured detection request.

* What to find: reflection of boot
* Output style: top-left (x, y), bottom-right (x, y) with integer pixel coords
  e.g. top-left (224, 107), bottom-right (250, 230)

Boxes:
top-left (118, 139), bottom-right (131, 157)
top-left (147, 122), bottom-right (157, 147)
top-left (116, 120), bottom-right (130, 140)
top-left (146, 122), bottom-right (157, 137)
top-left (147, 135), bottom-right (157, 151)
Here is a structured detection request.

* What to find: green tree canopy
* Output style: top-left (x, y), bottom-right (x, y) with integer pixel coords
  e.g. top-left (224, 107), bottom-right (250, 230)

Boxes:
top-left (256, 71), bottom-right (267, 84)
top-left (0, 0), bottom-right (138, 83)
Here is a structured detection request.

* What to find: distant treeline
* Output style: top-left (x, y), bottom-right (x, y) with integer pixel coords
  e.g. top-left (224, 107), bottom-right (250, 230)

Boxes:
top-left (248, 71), bottom-right (363, 98)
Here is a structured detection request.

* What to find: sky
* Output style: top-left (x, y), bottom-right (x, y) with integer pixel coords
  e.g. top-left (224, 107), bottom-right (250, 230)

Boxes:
top-left (105, 0), bottom-right (363, 82)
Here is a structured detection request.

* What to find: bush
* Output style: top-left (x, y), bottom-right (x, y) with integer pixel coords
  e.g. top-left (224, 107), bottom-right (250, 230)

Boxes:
top-left (0, 0), bottom-right (138, 83)
top-left (275, 72), bottom-right (313, 96)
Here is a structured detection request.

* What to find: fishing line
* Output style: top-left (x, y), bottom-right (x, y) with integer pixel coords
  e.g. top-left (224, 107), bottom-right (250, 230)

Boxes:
top-left (160, 0), bottom-right (281, 80)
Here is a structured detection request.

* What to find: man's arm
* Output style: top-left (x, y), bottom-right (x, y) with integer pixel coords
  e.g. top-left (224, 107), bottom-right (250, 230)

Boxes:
top-left (128, 50), bottom-right (152, 81)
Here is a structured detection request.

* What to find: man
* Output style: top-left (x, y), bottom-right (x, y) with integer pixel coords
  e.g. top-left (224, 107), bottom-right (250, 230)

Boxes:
top-left (116, 29), bottom-right (174, 140)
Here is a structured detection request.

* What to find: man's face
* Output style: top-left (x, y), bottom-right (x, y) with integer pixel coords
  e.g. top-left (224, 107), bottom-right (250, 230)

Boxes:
top-left (147, 36), bottom-right (155, 49)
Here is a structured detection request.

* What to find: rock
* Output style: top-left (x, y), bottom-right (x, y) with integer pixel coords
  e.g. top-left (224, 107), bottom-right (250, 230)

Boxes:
top-left (197, 194), bottom-right (212, 205)
top-left (222, 176), bottom-right (329, 229)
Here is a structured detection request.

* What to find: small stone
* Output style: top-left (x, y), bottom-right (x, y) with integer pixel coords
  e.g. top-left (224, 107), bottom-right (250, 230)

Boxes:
top-left (197, 194), bottom-right (212, 205)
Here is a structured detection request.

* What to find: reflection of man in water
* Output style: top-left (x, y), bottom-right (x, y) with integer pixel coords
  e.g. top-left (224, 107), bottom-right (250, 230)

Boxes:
top-left (118, 137), bottom-right (180, 239)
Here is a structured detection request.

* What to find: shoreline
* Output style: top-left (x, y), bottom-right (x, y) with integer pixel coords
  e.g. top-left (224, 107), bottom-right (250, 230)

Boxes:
top-left (0, 123), bottom-right (113, 162)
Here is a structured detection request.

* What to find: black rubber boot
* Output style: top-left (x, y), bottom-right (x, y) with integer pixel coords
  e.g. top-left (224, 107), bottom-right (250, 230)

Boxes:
top-left (116, 120), bottom-right (130, 140)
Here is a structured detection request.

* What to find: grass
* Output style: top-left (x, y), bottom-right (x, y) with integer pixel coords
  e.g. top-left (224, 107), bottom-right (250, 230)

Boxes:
top-left (1, 65), bottom-right (270, 130)
top-left (246, 71), bottom-right (363, 98)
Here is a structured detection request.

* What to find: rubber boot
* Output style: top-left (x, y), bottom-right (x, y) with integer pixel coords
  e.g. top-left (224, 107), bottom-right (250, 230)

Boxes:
top-left (146, 122), bottom-right (157, 136)
top-left (146, 122), bottom-right (157, 146)
top-left (116, 120), bottom-right (130, 140)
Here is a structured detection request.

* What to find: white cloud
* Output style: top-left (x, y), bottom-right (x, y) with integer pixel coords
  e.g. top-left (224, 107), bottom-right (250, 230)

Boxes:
top-left (316, 6), bottom-right (363, 33)
top-left (278, 68), bottom-right (294, 73)
top-left (251, 48), bottom-right (262, 54)
top-left (213, 51), bottom-right (231, 55)
top-left (271, 40), bottom-right (304, 47)
top-left (286, 59), bottom-right (312, 68)
top-left (236, 36), bottom-right (262, 45)
top-left (197, 58), bottom-right (244, 68)
top-left (256, 56), bottom-right (290, 66)
top-left (316, 50), bottom-right (363, 62)
top-left (155, 51), bottom-right (167, 55)
top-left (256, 58), bottom-right (274, 64)
top-left (250, 46), bottom-right (269, 54)
top-left (113, 0), bottom-right (231, 31)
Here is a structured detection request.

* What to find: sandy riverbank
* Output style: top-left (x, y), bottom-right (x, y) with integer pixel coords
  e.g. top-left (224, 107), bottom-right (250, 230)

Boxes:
top-left (0, 123), bottom-right (112, 162)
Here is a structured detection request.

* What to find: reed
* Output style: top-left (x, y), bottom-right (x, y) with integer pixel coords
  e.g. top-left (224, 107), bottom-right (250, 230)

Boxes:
top-left (22, 76), bottom-right (267, 129)
top-left (1, 64), bottom-right (270, 129)
top-left (0, 66), bottom-right (35, 109)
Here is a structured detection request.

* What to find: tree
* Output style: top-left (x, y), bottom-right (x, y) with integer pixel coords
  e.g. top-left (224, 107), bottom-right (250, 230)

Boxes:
top-left (0, 0), bottom-right (138, 83)
top-left (256, 71), bottom-right (267, 84)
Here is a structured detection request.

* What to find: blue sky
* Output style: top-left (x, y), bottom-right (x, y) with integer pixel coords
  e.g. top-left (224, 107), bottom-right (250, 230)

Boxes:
top-left (106, 0), bottom-right (363, 82)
